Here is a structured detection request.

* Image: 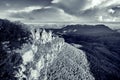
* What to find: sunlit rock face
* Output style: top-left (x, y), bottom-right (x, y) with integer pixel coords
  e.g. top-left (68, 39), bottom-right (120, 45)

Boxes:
top-left (15, 29), bottom-right (94, 80)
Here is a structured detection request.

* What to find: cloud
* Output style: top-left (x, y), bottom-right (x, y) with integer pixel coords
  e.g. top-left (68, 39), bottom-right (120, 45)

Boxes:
top-left (0, 0), bottom-right (52, 10)
top-left (98, 16), bottom-right (117, 22)
top-left (108, 9), bottom-right (115, 14)
top-left (52, 0), bottom-right (88, 16)
top-left (51, 0), bottom-right (120, 22)
top-left (1, 0), bottom-right (120, 23)
top-left (51, 0), bottom-right (61, 3)
top-left (111, 6), bottom-right (120, 17)
top-left (8, 6), bottom-right (78, 23)
top-left (7, 6), bottom-right (42, 13)
top-left (96, 5), bottom-right (120, 22)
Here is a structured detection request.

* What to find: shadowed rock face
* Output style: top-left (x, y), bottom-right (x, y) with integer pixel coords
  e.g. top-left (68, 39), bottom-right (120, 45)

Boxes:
top-left (49, 24), bottom-right (120, 80)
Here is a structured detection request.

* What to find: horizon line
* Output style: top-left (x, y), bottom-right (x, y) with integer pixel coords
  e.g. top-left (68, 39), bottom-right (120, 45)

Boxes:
top-left (25, 21), bottom-right (120, 24)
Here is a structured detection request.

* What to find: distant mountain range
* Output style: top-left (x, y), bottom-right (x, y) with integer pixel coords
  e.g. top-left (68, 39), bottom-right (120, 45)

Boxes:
top-left (0, 19), bottom-right (120, 80)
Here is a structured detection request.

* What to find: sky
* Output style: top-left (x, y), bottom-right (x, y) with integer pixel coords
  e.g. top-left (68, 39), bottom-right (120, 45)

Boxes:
top-left (0, 0), bottom-right (120, 23)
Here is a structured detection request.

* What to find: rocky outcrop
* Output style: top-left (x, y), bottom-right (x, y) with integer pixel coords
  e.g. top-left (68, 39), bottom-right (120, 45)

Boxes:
top-left (15, 29), bottom-right (94, 80)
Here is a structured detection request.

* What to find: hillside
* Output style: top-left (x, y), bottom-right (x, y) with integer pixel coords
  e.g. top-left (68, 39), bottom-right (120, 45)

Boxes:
top-left (0, 19), bottom-right (94, 80)
top-left (0, 19), bottom-right (120, 80)
top-left (49, 24), bottom-right (120, 80)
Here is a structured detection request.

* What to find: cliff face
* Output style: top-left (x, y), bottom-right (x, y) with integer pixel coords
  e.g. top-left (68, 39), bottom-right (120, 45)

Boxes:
top-left (15, 29), bottom-right (94, 80)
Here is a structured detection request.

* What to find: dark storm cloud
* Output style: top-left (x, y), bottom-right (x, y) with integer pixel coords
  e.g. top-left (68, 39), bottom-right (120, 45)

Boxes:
top-left (51, 0), bottom-right (120, 22)
top-left (52, 0), bottom-right (88, 16)
top-left (7, 0), bottom-right (98, 22)
top-left (110, 6), bottom-right (120, 17)
top-left (0, 0), bottom-right (52, 10)
top-left (9, 7), bottom-right (77, 23)
top-left (111, 6), bottom-right (120, 13)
